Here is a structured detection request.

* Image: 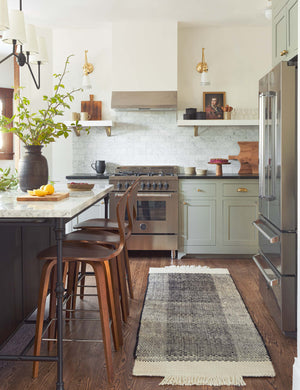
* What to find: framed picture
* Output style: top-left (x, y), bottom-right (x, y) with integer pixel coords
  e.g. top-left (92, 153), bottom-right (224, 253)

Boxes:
top-left (203, 92), bottom-right (226, 120)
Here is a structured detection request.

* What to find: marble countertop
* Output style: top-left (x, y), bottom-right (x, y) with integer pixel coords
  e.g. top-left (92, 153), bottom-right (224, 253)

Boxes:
top-left (0, 184), bottom-right (113, 219)
top-left (178, 173), bottom-right (259, 179)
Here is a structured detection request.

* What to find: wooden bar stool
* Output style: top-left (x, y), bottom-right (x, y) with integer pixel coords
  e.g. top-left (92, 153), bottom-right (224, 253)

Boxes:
top-left (72, 178), bottom-right (140, 300)
top-left (32, 188), bottom-right (128, 383)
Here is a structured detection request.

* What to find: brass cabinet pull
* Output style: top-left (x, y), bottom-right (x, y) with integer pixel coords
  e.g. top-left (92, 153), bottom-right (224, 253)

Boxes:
top-left (280, 49), bottom-right (288, 56)
top-left (237, 187), bottom-right (248, 192)
top-left (197, 189), bottom-right (203, 192)
top-left (183, 201), bottom-right (188, 205)
top-left (100, 201), bottom-right (104, 204)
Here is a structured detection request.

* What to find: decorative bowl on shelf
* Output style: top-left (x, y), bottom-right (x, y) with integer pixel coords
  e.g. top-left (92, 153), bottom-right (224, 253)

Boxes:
top-left (67, 182), bottom-right (94, 191)
top-left (196, 168), bottom-right (207, 175)
top-left (184, 167), bottom-right (196, 175)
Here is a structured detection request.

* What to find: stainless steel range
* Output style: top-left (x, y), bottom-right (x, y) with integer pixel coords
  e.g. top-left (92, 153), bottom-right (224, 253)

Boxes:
top-left (109, 166), bottom-right (178, 258)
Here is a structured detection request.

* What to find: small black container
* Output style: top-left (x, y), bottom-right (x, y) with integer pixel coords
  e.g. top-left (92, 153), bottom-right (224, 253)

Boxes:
top-left (183, 113), bottom-right (196, 120)
top-left (196, 111), bottom-right (206, 119)
top-left (185, 108), bottom-right (197, 115)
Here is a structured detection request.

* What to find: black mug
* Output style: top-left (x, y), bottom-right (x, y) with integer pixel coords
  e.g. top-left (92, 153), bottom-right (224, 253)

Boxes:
top-left (91, 160), bottom-right (106, 174)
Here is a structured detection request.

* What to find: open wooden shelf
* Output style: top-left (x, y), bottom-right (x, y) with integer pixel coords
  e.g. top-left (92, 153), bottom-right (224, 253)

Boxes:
top-left (177, 119), bottom-right (258, 127)
top-left (64, 120), bottom-right (113, 136)
top-left (177, 119), bottom-right (258, 136)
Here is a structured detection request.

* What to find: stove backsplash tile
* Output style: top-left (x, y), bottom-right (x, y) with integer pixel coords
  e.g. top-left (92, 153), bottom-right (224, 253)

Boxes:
top-left (72, 111), bottom-right (258, 174)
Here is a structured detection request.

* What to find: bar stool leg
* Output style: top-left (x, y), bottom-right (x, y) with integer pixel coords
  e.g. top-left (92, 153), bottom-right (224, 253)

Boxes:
top-left (79, 262), bottom-right (87, 299)
top-left (33, 259), bottom-right (56, 379)
top-left (123, 245), bottom-right (134, 299)
top-left (91, 261), bottom-right (114, 383)
top-left (116, 254), bottom-right (129, 322)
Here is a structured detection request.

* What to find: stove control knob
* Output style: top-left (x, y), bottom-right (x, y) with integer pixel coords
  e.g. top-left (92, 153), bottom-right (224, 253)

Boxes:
top-left (152, 182), bottom-right (157, 190)
top-left (117, 182), bottom-right (122, 190)
top-left (164, 182), bottom-right (169, 190)
top-left (125, 182), bottom-right (130, 189)
top-left (158, 182), bottom-right (163, 190)
top-left (146, 182), bottom-right (151, 190)
top-left (141, 182), bottom-right (145, 190)
top-left (140, 223), bottom-right (147, 231)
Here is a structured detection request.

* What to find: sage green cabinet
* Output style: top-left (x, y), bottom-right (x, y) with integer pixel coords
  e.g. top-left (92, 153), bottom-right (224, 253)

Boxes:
top-left (273, 0), bottom-right (298, 65)
top-left (179, 179), bottom-right (258, 256)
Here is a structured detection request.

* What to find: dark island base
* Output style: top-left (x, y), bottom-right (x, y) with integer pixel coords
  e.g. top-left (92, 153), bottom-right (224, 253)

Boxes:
top-left (0, 223), bottom-right (54, 345)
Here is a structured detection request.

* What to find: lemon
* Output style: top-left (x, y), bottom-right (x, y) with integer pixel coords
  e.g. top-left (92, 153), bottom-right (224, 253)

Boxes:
top-left (27, 190), bottom-right (36, 196)
top-left (40, 185), bottom-right (46, 191)
top-left (33, 189), bottom-right (48, 197)
top-left (44, 184), bottom-right (55, 195)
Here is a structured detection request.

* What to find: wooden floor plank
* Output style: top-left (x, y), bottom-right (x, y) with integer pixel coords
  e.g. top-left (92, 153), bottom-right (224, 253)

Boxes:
top-left (0, 254), bottom-right (296, 390)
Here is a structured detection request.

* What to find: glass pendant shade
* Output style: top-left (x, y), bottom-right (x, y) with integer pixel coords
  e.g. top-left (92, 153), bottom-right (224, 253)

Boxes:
top-left (0, 0), bottom-right (9, 31)
top-left (200, 71), bottom-right (210, 86)
top-left (2, 9), bottom-right (26, 45)
top-left (30, 36), bottom-right (48, 64)
top-left (82, 73), bottom-right (92, 89)
top-left (23, 24), bottom-right (39, 54)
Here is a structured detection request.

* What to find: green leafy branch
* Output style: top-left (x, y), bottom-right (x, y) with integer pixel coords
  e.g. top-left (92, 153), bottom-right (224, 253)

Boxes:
top-left (0, 55), bottom-right (88, 145)
top-left (0, 168), bottom-right (18, 191)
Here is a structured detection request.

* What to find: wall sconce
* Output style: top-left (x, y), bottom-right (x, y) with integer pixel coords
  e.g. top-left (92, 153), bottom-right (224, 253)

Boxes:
top-left (82, 50), bottom-right (93, 90)
top-left (0, 0), bottom-right (48, 89)
top-left (264, 0), bottom-right (272, 20)
top-left (196, 48), bottom-right (210, 86)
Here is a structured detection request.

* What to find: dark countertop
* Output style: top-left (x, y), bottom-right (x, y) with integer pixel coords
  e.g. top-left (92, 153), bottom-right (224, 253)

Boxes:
top-left (66, 173), bottom-right (109, 180)
top-left (178, 173), bottom-right (259, 179)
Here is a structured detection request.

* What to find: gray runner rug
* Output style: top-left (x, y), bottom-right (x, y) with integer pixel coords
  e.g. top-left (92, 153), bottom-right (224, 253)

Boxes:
top-left (133, 266), bottom-right (275, 386)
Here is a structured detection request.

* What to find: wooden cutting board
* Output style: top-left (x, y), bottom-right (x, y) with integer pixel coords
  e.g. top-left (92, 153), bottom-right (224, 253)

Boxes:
top-left (17, 192), bottom-right (70, 202)
top-left (81, 95), bottom-right (102, 120)
top-left (228, 141), bottom-right (259, 175)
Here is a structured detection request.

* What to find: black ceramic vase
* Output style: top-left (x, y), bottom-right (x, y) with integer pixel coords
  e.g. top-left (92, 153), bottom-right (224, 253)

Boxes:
top-left (19, 145), bottom-right (48, 192)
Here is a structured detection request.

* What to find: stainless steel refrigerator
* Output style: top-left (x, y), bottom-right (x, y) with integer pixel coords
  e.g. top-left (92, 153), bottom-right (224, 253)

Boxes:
top-left (252, 60), bottom-right (297, 337)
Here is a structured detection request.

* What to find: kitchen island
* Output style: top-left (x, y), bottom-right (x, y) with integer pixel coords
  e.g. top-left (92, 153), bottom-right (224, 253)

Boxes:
top-left (0, 184), bottom-right (113, 390)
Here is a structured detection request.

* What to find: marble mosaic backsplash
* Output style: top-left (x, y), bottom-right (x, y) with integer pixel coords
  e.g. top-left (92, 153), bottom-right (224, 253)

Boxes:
top-left (72, 111), bottom-right (258, 175)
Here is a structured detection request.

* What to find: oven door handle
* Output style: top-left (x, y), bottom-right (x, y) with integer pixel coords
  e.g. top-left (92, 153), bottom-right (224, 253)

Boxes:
top-left (252, 253), bottom-right (279, 287)
top-left (252, 219), bottom-right (280, 243)
top-left (136, 193), bottom-right (173, 198)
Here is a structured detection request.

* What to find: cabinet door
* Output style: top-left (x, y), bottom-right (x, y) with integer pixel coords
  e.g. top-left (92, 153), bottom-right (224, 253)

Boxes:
top-left (180, 198), bottom-right (216, 247)
top-left (286, 0), bottom-right (298, 59)
top-left (222, 198), bottom-right (258, 247)
top-left (273, 7), bottom-right (287, 65)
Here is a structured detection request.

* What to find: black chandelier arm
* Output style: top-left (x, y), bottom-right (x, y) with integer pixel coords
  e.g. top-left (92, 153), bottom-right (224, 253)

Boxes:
top-left (0, 51), bottom-right (15, 65)
top-left (25, 60), bottom-right (41, 90)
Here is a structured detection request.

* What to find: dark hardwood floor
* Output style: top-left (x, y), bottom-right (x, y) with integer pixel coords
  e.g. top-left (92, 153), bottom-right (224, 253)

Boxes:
top-left (0, 254), bottom-right (296, 390)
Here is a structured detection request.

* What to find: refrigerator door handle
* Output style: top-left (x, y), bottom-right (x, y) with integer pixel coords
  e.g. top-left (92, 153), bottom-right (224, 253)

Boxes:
top-left (252, 254), bottom-right (280, 287)
top-left (259, 93), bottom-right (266, 199)
top-left (252, 219), bottom-right (280, 243)
top-left (269, 91), bottom-right (277, 201)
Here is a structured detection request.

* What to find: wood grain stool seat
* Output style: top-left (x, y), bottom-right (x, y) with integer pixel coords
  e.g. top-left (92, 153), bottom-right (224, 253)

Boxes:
top-left (33, 189), bottom-right (128, 383)
top-left (72, 178), bottom-right (140, 300)
top-left (64, 229), bottom-right (129, 323)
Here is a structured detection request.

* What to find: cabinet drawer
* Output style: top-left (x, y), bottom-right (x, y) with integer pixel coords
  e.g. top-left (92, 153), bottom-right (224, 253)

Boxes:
top-left (222, 183), bottom-right (258, 197)
top-left (180, 182), bottom-right (216, 197)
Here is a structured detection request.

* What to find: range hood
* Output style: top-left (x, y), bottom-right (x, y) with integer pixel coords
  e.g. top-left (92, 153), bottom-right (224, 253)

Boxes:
top-left (111, 91), bottom-right (177, 110)
top-left (112, 21), bottom-right (178, 111)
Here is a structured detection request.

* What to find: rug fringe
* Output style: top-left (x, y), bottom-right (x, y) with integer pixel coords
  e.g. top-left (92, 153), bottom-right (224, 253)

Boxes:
top-left (159, 375), bottom-right (246, 386)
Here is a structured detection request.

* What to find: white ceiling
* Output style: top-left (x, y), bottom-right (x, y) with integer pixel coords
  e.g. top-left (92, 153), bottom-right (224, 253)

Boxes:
top-left (7, 0), bottom-right (270, 29)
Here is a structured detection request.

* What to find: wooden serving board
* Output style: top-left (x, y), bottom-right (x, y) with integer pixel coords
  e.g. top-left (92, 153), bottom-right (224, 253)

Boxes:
top-left (229, 141), bottom-right (259, 175)
top-left (81, 95), bottom-right (102, 120)
top-left (17, 192), bottom-right (70, 202)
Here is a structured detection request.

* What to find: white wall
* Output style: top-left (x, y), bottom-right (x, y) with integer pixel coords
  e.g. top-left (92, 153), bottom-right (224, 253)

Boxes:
top-left (51, 24), bottom-right (112, 182)
top-left (112, 21), bottom-right (177, 91)
top-left (178, 25), bottom-right (272, 112)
